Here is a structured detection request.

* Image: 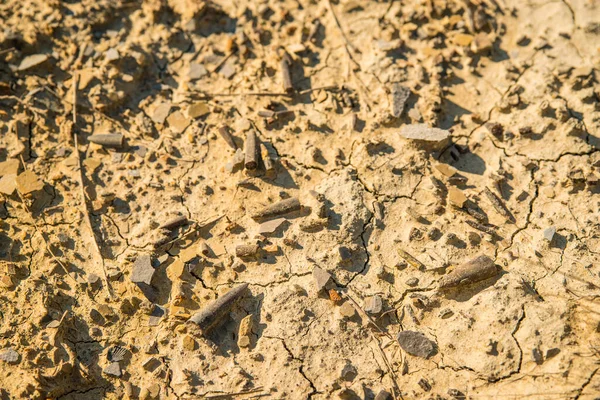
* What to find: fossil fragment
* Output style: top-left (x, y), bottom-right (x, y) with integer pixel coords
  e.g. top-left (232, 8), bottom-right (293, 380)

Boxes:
top-left (251, 197), bottom-right (301, 220)
top-left (159, 215), bottom-right (188, 230)
top-left (483, 187), bottom-right (515, 223)
top-left (188, 283), bottom-right (249, 334)
top-left (235, 244), bottom-right (260, 258)
top-left (438, 255), bottom-right (497, 290)
top-left (465, 219), bottom-right (497, 236)
top-left (88, 133), bottom-right (124, 148)
top-left (397, 248), bottom-right (425, 270)
top-left (218, 125), bottom-right (237, 150)
top-left (244, 130), bottom-right (259, 170)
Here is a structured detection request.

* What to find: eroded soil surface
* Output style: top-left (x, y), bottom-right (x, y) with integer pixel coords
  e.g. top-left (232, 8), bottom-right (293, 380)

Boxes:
top-left (1, 0), bottom-right (600, 399)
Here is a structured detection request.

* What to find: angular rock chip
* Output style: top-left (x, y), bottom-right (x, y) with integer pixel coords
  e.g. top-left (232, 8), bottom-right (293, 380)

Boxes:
top-left (313, 266), bottom-right (331, 292)
top-left (364, 295), bottom-right (383, 314)
top-left (15, 170), bottom-right (43, 195)
top-left (187, 103), bottom-right (210, 119)
top-left (152, 102), bottom-right (172, 124)
top-left (104, 361), bottom-right (121, 377)
top-left (399, 124), bottom-right (450, 146)
top-left (391, 84), bottom-right (411, 118)
top-left (131, 254), bottom-right (154, 286)
top-left (258, 218), bottom-right (287, 235)
top-left (0, 175), bottom-right (17, 195)
top-left (448, 187), bottom-right (467, 208)
top-left (0, 348), bottom-right (19, 364)
top-left (396, 331), bottom-right (437, 358)
top-left (189, 63), bottom-right (207, 80)
top-left (18, 54), bottom-right (49, 71)
top-left (0, 159), bottom-right (20, 177)
top-left (543, 226), bottom-right (556, 242)
top-left (167, 111), bottom-right (190, 134)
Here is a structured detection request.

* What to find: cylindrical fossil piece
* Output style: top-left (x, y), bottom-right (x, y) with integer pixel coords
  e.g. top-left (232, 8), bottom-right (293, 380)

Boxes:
top-left (235, 244), bottom-right (260, 258)
top-left (244, 130), bottom-right (258, 170)
top-left (159, 215), bottom-right (188, 230)
top-left (218, 125), bottom-right (237, 150)
top-left (251, 197), bottom-right (301, 220)
top-left (438, 255), bottom-right (497, 290)
top-left (281, 54), bottom-right (293, 94)
top-left (188, 283), bottom-right (249, 334)
top-left (88, 133), bottom-right (124, 148)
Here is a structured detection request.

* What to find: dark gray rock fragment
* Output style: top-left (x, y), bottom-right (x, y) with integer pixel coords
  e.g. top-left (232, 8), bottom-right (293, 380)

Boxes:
top-left (396, 330), bottom-right (437, 358)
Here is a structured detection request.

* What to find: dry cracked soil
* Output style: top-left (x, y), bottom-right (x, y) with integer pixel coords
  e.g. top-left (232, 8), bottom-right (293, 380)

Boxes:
top-left (1, 0), bottom-right (600, 399)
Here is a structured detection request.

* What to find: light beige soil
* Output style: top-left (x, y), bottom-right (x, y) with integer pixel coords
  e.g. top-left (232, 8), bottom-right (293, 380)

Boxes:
top-left (1, 0), bottom-right (600, 399)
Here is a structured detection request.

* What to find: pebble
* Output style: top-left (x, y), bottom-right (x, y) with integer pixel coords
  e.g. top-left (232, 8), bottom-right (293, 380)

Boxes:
top-left (364, 295), bottom-right (383, 314)
top-left (396, 330), bottom-right (437, 358)
top-left (131, 254), bottom-right (154, 285)
top-left (313, 266), bottom-right (332, 292)
top-left (0, 348), bottom-right (19, 364)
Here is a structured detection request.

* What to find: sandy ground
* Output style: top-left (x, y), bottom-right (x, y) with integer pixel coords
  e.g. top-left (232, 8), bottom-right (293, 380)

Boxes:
top-left (1, 0), bottom-right (600, 399)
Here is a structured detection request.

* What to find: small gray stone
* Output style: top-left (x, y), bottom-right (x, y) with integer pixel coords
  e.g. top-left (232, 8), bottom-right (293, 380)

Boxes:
top-left (188, 63), bottom-right (207, 80)
top-left (397, 330), bottom-right (437, 358)
top-left (391, 84), bottom-right (410, 118)
top-left (313, 266), bottom-right (331, 292)
top-left (104, 361), bottom-right (121, 377)
top-left (364, 295), bottom-right (383, 314)
top-left (0, 348), bottom-right (19, 364)
top-left (543, 226), bottom-right (556, 242)
top-left (131, 254), bottom-right (154, 285)
top-left (406, 277), bottom-right (419, 287)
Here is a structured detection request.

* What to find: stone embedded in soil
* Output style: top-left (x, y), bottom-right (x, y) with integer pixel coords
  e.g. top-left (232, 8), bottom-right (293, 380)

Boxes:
top-left (364, 295), bottom-right (383, 314)
top-left (396, 330), bottom-right (437, 359)
top-left (103, 361), bottom-right (122, 377)
top-left (131, 254), bottom-right (154, 285)
top-left (313, 266), bottom-right (331, 292)
top-left (0, 348), bottom-right (19, 364)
